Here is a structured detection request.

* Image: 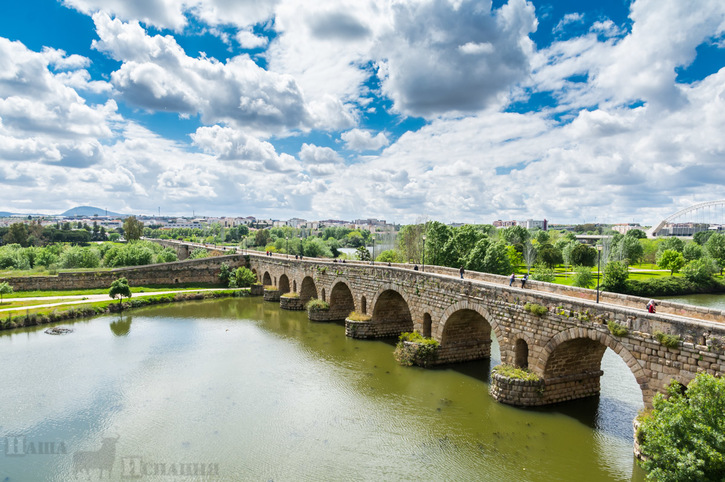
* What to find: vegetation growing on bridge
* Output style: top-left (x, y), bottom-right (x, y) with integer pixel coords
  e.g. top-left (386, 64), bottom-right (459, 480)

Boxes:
top-left (654, 331), bottom-right (682, 348)
top-left (607, 321), bottom-right (629, 337)
top-left (347, 311), bottom-right (371, 321)
top-left (394, 332), bottom-right (440, 367)
top-left (491, 364), bottom-right (541, 382)
top-left (306, 298), bottom-right (329, 312)
top-left (524, 302), bottom-right (548, 316)
top-left (637, 374), bottom-right (725, 481)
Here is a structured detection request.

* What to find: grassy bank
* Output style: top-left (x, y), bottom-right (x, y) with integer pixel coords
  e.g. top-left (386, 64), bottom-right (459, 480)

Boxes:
top-left (1, 289), bottom-right (249, 332)
top-left (3, 283), bottom-right (226, 299)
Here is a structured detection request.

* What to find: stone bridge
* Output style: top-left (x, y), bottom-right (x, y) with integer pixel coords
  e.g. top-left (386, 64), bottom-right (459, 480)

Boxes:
top-left (151, 240), bottom-right (725, 408)
top-left (247, 253), bottom-right (725, 408)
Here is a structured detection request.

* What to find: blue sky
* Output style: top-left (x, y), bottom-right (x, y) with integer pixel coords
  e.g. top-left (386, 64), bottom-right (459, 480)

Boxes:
top-left (1, 0), bottom-right (724, 225)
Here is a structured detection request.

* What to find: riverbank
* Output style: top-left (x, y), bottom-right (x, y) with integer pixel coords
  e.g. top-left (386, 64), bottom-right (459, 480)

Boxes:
top-left (0, 289), bottom-right (250, 331)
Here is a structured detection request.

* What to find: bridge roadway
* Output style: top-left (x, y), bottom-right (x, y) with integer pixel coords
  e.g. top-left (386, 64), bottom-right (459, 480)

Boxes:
top-left (156, 239), bottom-right (725, 408)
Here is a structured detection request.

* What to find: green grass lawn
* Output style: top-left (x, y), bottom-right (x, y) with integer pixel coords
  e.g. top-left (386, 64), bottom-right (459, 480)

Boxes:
top-left (6, 284), bottom-right (225, 299)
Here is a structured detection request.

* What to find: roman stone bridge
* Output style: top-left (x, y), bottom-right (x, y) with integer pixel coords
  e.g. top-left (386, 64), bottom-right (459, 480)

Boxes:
top-left (151, 240), bottom-right (725, 408)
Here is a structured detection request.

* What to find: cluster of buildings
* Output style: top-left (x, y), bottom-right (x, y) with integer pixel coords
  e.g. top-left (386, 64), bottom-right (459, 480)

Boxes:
top-left (492, 219), bottom-right (548, 230)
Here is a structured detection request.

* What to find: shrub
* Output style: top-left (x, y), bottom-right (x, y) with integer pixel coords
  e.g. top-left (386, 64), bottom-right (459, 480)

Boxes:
top-left (607, 320), bottom-right (629, 337)
top-left (188, 248), bottom-right (209, 259)
top-left (681, 258), bottom-right (717, 283)
top-left (347, 311), bottom-right (371, 321)
top-left (572, 265), bottom-right (595, 288)
top-left (281, 292), bottom-right (299, 298)
top-left (231, 267), bottom-right (256, 288)
top-left (654, 331), bottom-right (681, 348)
top-left (394, 332), bottom-right (440, 367)
top-left (602, 260), bottom-right (629, 292)
top-left (524, 302), bottom-right (548, 316)
top-left (263, 285), bottom-right (277, 291)
top-left (492, 364), bottom-right (540, 381)
top-left (531, 263), bottom-right (555, 282)
top-left (306, 298), bottom-right (329, 312)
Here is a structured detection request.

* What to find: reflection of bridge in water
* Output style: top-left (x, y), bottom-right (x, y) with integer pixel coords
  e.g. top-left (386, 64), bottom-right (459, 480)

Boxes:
top-left (649, 199), bottom-right (725, 237)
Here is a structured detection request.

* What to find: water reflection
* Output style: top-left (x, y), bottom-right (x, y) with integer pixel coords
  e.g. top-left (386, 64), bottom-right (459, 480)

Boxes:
top-left (109, 315), bottom-right (132, 336)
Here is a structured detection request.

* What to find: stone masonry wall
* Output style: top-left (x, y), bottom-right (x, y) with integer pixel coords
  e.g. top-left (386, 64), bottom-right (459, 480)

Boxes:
top-left (0, 255), bottom-right (246, 291)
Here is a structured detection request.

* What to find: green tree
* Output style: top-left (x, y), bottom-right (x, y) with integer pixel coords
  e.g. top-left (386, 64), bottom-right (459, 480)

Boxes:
top-left (0, 281), bottom-right (13, 302)
top-left (538, 244), bottom-right (563, 268)
top-left (506, 244), bottom-right (523, 270)
top-left (188, 248), bottom-right (209, 259)
top-left (219, 262), bottom-right (232, 285)
top-left (4, 223), bottom-right (29, 247)
top-left (230, 267), bottom-right (256, 288)
top-left (122, 216), bottom-right (144, 241)
top-left (572, 266), bottom-right (594, 288)
top-left (481, 241), bottom-right (512, 275)
top-left (658, 249), bottom-right (686, 275)
top-left (638, 374), bottom-right (725, 482)
top-left (531, 263), bottom-right (556, 282)
top-left (611, 235), bottom-right (644, 265)
top-left (705, 232), bottom-right (725, 275)
top-left (109, 277), bottom-right (132, 306)
top-left (682, 242), bottom-right (703, 262)
top-left (254, 229), bottom-right (271, 247)
top-left (356, 246), bottom-right (371, 261)
top-left (376, 249), bottom-right (404, 263)
top-left (501, 225), bottom-right (529, 245)
top-left (657, 237), bottom-right (685, 254)
top-left (693, 230), bottom-right (714, 245)
top-left (681, 258), bottom-right (718, 283)
top-left (109, 233), bottom-right (121, 242)
top-left (626, 229), bottom-right (647, 239)
top-left (302, 237), bottom-right (332, 258)
top-left (570, 243), bottom-right (597, 267)
top-left (602, 260), bottom-right (629, 292)
top-left (60, 246), bottom-right (100, 269)
top-left (465, 237), bottom-right (491, 272)
top-left (424, 221), bottom-right (452, 267)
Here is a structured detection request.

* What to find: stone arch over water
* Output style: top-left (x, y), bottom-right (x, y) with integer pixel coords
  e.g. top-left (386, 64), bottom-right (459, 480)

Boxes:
top-left (371, 287), bottom-right (413, 332)
top-left (299, 276), bottom-right (318, 303)
top-left (537, 327), bottom-right (648, 405)
top-left (329, 281), bottom-right (355, 321)
top-left (438, 308), bottom-right (492, 363)
top-left (278, 274), bottom-right (290, 294)
top-left (262, 272), bottom-right (272, 286)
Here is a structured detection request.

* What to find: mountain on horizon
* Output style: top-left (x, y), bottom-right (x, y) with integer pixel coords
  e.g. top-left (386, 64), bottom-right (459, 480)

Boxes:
top-left (60, 206), bottom-right (122, 217)
top-left (0, 211), bottom-right (14, 217)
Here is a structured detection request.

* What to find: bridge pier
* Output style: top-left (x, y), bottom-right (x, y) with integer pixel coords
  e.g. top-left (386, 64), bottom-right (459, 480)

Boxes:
top-left (345, 319), bottom-right (413, 339)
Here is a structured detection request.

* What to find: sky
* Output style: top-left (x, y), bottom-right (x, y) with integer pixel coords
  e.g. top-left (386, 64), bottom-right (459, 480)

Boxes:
top-left (0, 0), bottom-right (724, 225)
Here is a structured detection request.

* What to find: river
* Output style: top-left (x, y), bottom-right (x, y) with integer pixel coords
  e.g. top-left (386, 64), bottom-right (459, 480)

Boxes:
top-left (0, 297), bottom-right (646, 481)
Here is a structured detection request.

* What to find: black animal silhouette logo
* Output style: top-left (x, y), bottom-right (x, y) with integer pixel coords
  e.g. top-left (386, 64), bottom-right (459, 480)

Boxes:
top-left (73, 435), bottom-right (119, 478)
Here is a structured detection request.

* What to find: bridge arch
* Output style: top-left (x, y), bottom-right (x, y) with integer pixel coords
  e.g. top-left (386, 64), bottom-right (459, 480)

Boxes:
top-left (329, 279), bottom-right (355, 321)
top-left (278, 274), bottom-right (290, 294)
top-left (262, 271), bottom-right (272, 286)
top-left (537, 327), bottom-right (648, 404)
top-left (649, 199), bottom-right (725, 237)
top-left (299, 276), bottom-right (318, 304)
top-left (370, 286), bottom-right (414, 336)
top-left (436, 301), bottom-right (503, 344)
top-left (437, 302), bottom-right (501, 364)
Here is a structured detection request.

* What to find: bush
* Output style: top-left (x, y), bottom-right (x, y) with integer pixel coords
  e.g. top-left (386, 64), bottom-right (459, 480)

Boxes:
top-left (306, 298), bottom-right (329, 312)
top-left (492, 364), bottom-right (540, 381)
top-left (681, 258), bottom-right (717, 283)
top-left (188, 248), bottom-right (209, 259)
top-left (623, 276), bottom-right (725, 297)
top-left (394, 332), bottom-right (440, 367)
top-left (524, 302), bottom-right (548, 316)
top-left (572, 265), bottom-right (595, 288)
top-left (607, 320), bottom-right (629, 337)
top-left (281, 292), bottom-right (299, 298)
top-left (654, 331), bottom-right (681, 348)
top-left (230, 267), bottom-right (256, 288)
top-left (637, 374), bottom-right (725, 481)
top-left (60, 246), bottom-right (100, 269)
top-left (530, 263), bottom-right (555, 282)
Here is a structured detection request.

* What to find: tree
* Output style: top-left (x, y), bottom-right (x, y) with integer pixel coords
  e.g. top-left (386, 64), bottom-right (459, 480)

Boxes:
top-left (682, 242), bottom-right (703, 262)
top-left (531, 263), bottom-right (556, 282)
top-left (658, 249), bottom-right (686, 275)
top-left (189, 248), bottom-right (209, 259)
top-left (570, 243), bottom-right (597, 267)
top-left (523, 240), bottom-right (537, 274)
top-left (638, 374), bottom-right (725, 482)
top-left (681, 258), bottom-right (718, 283)
top-left (0, 281), bottom-right (13, 302)
top-left (109, 277), bottom-right (132, 306)
top-left (501, 225), bottom-right (529, 245)
top-left (230, 267), bottom-right (256, 288)
top-left (123, 216), bottom-right (144, 241)
top-left (4, 223), bottom-right (29, 247)
top-left (602, 260), bottom-right (629, 292)
top-left (255, 229), bottom-right (271, 247)
top-left (626, 229), bottom-right (647, 239)
top-left (538, 244), bottom-right (563, 268)
top-left (693, 230), bottom-right (714, 246)
top-left (355, 245), bottom-right (371, 261)
top-left (219, 263), bottom-right (232, 285)
top-left (376, 249), bottom-right (403, 263)
top-left (424, 221), bottom-right (452, 267)
top-left (705, 232), bottom-right (725, 275)
top-left (572, 266), bottom-right (594, 288)
top-left (465, 237), bottom-right (491, 272)
top-left (657, 236), bottom-right (685, 254)
top-left (611, 235), bottom-right (644, 265)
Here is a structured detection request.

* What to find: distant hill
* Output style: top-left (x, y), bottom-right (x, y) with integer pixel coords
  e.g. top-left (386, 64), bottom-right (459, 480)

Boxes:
top-left (0, 211), bottom-right (14, 217)
top-left (60, 206), bottom-right (122, 217)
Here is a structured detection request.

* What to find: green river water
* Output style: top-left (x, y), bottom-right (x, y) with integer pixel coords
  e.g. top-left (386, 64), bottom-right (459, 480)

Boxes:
top-left (1, 296), bottom-right (649, 481)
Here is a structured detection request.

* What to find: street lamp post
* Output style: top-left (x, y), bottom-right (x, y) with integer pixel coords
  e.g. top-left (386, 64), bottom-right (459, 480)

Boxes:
top-left (596, 245), bottom-right (602, 303)
top-left (422, 234), bottom-right (427, 272)
top-left (286, 236), bottom-right (289, 259)
top-left (299, 234), bottom-right (303, 258)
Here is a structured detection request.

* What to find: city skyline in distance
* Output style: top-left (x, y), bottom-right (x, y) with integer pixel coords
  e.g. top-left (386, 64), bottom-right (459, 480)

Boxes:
top-left (1, 0), bottom-right (724, 226)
